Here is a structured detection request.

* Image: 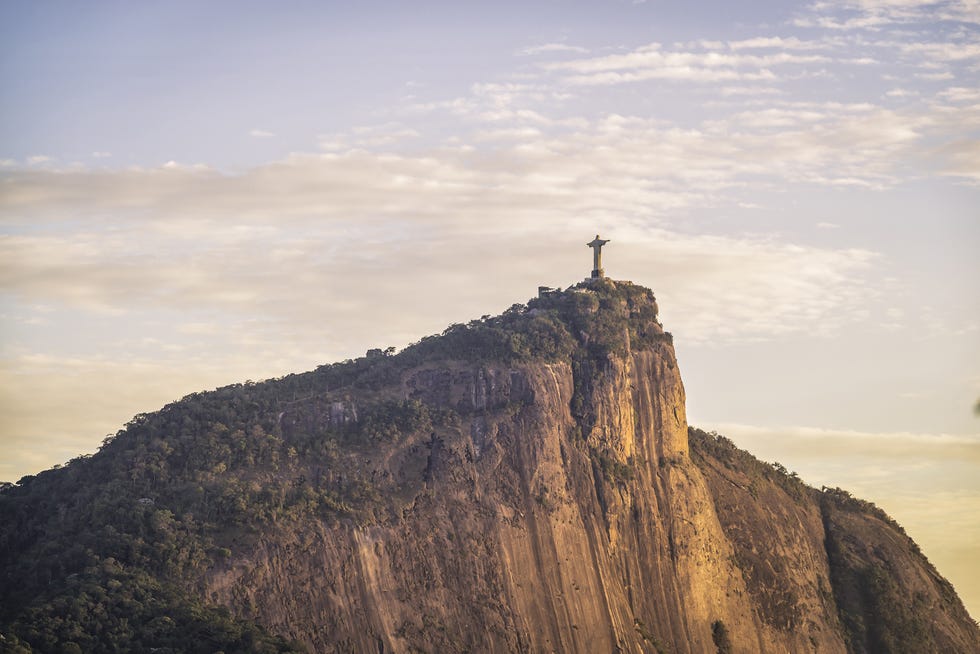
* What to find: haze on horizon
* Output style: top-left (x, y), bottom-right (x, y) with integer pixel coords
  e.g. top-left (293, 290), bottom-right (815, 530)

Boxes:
top-left (1, 0), bottom-right (978, 617)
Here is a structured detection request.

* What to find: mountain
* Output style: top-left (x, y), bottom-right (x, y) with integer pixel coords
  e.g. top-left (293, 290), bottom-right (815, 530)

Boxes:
top-left (1, 279), bottom-right (977, 653)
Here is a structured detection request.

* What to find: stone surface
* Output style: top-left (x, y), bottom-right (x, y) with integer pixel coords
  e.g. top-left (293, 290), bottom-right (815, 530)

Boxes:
top-left (202, 292), bottom-right (978, 652)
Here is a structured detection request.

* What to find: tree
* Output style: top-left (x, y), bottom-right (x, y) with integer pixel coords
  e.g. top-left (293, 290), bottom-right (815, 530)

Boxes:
top-left (711, 620), bottom-right (733, 654)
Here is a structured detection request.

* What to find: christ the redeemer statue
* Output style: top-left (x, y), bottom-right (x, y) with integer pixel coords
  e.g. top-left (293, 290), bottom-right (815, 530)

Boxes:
top-left (587, 234), bottom-right (610, 279)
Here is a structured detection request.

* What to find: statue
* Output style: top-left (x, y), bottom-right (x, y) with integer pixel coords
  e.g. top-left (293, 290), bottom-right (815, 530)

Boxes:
top-left (587, 234), bottom-right (610, 279)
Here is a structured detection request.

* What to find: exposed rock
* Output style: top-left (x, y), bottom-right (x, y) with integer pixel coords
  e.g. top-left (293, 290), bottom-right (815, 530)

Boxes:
top-left (201, 283), bottom-right (977, 652)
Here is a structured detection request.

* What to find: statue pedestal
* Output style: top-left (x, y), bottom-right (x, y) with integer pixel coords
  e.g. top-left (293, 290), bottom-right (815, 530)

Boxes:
top-left (591, 269), bottom-right (605, 279)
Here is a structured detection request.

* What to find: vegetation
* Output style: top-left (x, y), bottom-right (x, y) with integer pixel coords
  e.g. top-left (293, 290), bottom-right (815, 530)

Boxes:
top-left (593, 451), bottom-right (635, 485)
top-left (820, 487), bottom-right (958, 653)
top-left (2, 558), bottom-right (301, 653)
top-left (819, 486), bottom-right (910, 537)
top-left (634, 618), bottom-right (669, 654)
top-left (337, 278), bottom-right (668, 378)
top-left (1, 280), bottom-right (667, 652)
top-left (0, 385), bottom-right (462, 650)
top-left (691, 426), bottom-right (970, 652)
top-left (688, 427), bottom-right (809, 502)
top-left (711, 619), bottom-right (734, 654)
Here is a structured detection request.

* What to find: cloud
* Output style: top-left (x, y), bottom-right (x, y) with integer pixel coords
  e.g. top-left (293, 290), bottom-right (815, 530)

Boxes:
top-left (938, 86), bottom-right (980, 103)
top-left (318, 123), bottom-right (422, 150)
top-left (704, 422), bottom-right (980, 465)
top-left (543, 44), bottom-right (831, 85)
top-left (249, 129), bottom-right (275, 138)
top-left (727, 36), bottom-right (835, 51)
top-left (0, 136), bottom-right (883, 366)
top-left (1, 100), bottom-right (937, 230)
top-left (915, 70), bottom-right (955, 80)
top-left (719, 86), bottom-right (785, 96)
top-left (161, 160), bottom-right (210, 171)
top-left (640, 233), bottom-right (876, 343)
top-left (796, 0), bottom-right (980, 29)
top-left (475, 127), bottom-right (543, 141)
top-left (519, 43), bottom-right (589, 56)
top-left (937, 138), bottom-right (980, 182)
top-left (898, 40), bottom-right (980, 62)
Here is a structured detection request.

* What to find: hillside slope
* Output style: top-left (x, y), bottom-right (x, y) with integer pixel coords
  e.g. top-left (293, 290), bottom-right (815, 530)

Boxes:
top-left (1, 280), bottom-right (977, 653)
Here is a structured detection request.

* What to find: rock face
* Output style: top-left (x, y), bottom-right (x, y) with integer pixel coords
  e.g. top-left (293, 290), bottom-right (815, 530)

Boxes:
top-left (200, 281), bottom-right (975, 653)
top-left (2, 280), bottom-right (977, 653)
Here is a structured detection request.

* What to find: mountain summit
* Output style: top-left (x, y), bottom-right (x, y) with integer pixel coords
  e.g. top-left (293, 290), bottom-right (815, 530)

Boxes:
top-left (1, 280), bottom-right (977, 653)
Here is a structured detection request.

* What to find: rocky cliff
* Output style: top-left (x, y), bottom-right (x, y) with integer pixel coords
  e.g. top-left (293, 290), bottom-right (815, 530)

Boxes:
top-left (1, 280), bottom-right (977, 653)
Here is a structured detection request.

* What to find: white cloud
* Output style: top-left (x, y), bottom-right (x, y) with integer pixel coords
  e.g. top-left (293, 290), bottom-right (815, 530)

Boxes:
top-left (719, 86), bottom-right (785, 96)
top-left (475, 127), bottom-right (543, 141)
top-left (639, 234), bottom-right (877, 343)
top-left (544, 44), bottom-right (831, 85)
top-left (938, 86), bottom-right (980, 102)
top-left (899, 40), bottom-right (980, 62)
top-left (938, 138), bottom-right (980, 182)
top-left (161, 160), bottom-right (211, 171)
top-left (727, 36), bottom-right (834, 51)
top-left (318, 123), bottom-right (424, 150)
top-left (0, 135), bottom-right (883, 348)
top-left (249, 129), bottom-right (275, 138)
top-left (797, 0), bottom-right (980, 29)
top-left (915, 70), bottom-right (955, 80)
top-left (519, 43), bottom-right (589, 56)
top-left (843, 56), bottom-right (879, 64)
top-left (705, 422), bottom-right (980, 464)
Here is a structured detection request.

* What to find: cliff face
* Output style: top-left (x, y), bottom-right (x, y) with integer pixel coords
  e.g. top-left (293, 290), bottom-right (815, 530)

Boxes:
top-left (197, 281), bottom-right (972, 653)
top-left (2, 280), bottom-right (977, 653)
top-left (209, 351), bottom-right (733, 653)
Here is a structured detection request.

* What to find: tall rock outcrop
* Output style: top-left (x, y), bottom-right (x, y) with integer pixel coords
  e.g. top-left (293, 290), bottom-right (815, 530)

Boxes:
top-left (1, 280), bottom-right (977, 653)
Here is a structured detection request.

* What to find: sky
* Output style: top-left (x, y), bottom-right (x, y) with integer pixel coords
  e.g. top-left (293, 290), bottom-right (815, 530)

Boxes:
top-left (1, 0), bottom-right (978, 617)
